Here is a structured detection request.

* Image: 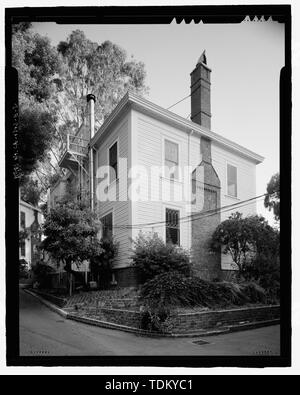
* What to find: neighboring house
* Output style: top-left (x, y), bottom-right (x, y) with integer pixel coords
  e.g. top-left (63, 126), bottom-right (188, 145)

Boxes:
top-left (19, 198), bottom-right (43, 269)
top-left (51, 52), bottom-right (264, 286)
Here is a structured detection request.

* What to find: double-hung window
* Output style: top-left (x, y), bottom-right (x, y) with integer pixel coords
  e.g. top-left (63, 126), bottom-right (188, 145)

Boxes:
top-left (20, 241), bottom-right (25, 257)
top-left (109, 142), bottom-right (118, 183)
top-left (20, 211), bottom-right (25, 228)
top-left (165, 140), bottom-right (179, 180)
top-left (101, 212), bottom-right (113, 239)
top-left (166, 208), bottom-right (180, 245)
top-left (227, 164), bottom-right (237, 198)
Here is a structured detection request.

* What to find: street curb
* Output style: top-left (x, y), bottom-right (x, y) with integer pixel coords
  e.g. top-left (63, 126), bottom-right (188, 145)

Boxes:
top-left (23, 289), bottom-right (280, 338)
top-left (225, 318), bottom-right (281, 333)
top-left (24, 289), bottom-right (68, 319)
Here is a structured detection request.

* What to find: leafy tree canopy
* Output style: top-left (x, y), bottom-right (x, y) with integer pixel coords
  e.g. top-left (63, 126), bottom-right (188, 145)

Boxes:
top-left (12, 23), bottom-right (60, 104)
top-left (18, 107), bottom-right (57, 179)
top-left (40, 200), bottom-right (103, 274)
top-left (210, 212), bottom-right (279, 279)
top-left (56, 30), bottom-right (148, 132)
top-left (12, 27), bottom-right (148, 205)
top-left (20, 175), bottom-right (42, 206)
top-left (264, 173), bottom-right (280, 221)
top-left (12, 23), bottom-right (62, 190)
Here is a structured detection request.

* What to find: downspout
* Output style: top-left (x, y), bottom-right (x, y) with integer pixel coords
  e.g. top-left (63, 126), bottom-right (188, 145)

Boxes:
top-left (188, 129), bottom-right (194, 254)
top-left (87, 94), bottom-right (96, 211)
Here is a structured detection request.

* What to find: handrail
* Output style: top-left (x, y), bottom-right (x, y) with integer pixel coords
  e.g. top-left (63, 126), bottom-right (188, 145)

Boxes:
top-left (67, 134), bottom-right (89, 156)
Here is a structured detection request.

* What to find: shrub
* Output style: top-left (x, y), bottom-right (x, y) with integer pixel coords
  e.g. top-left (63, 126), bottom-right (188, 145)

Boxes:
top-left (210, 212), bottom-right (280, 283)
top-left (139, 272), bottom-right (269, 332)
top-left (140, 271), bottom-right (193, 310)
top-left (90, 237), bottom-right (119, 287)
top-left (240, 282), bottom-right (266, 304)
top-left (19, 258), bottom-right (29, 278)
top-left (140, 308), bottom-right (172, 333)
top-left (32, 261), bottom-right (55, 289)
top-left (132, 233), bottom-right (191, 282)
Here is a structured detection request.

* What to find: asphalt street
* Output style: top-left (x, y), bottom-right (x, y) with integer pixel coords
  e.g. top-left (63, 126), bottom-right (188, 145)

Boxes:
top-left (19, 289), bottom-right (280, 356)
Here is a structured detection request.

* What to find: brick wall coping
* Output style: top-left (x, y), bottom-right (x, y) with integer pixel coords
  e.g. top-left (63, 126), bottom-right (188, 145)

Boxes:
top-left (176, 305), bottom-right (280, 316)
top-left (96, 307), bottom-right (139, 313)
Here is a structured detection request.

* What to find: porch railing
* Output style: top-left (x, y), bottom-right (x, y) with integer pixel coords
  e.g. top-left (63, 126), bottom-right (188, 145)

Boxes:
top-left (66, 134), bottom-right (89, 157)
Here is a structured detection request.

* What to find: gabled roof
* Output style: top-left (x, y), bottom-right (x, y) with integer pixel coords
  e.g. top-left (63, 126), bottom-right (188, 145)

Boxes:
top-left (91, 91), bottom-right (264, 165)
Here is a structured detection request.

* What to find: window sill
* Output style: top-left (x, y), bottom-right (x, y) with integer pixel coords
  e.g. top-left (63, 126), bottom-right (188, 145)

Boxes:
top-left (224, 194), bottom-right (240, 201)
top-left (160, 176), bottom-right (183, 185)
top-left (107, 178), bottom-right (119, 188)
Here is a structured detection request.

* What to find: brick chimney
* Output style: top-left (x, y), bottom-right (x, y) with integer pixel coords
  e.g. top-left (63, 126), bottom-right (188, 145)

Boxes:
top-left (190, 52), bottom-right (222, 281)
top-left (190, 50), bottom-right (212, 130)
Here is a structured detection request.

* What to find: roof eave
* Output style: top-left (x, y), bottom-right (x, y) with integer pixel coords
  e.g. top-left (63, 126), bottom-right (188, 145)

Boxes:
top-left (91, 91), bottom-right (264, 165)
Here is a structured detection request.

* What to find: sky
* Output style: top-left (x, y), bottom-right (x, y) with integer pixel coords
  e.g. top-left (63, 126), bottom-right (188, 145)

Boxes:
top-left (31, 19), bottom-right (284, 225)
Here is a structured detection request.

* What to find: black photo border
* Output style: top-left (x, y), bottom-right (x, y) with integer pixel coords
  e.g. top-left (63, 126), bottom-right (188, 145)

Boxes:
top-left (5, 4), bottom-right (292, 368)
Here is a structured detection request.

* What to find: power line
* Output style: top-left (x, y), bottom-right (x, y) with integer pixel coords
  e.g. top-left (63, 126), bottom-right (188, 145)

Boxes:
top-left (109, 192), bottom-right (271, 230)
top-left (167, 94), bottom-right (191, 110)
top-left (129, 193), bottom-right (267, 228)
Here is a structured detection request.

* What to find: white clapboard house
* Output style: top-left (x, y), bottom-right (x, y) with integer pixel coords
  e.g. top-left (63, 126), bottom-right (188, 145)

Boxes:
top-left (50, 52), bottom-right (264, 287)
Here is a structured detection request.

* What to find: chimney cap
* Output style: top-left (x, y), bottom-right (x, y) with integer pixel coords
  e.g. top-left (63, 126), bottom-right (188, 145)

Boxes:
top-left (87, 93), bottom-right (96, 102)
top-left (197, 50), bottom-right (207, 65)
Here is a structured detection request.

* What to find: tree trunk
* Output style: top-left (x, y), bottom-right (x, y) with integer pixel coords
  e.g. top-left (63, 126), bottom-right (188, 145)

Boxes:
top-left (65, 258), bottom-right (76, 297)
top-left (69, 273), bottom-right (73, 296)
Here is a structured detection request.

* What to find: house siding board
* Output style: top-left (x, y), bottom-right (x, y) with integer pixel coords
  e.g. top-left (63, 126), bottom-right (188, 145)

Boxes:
top-left (212, 142), bottom-right (256, 212)
top-left (133, 112), bottom-right (192, 250)
top-left (132, 111), bottom-right (259, 268)
top-left (51, 101), bottom-right (260, 285)
top-left (95, 114), bottom-right (132, 270)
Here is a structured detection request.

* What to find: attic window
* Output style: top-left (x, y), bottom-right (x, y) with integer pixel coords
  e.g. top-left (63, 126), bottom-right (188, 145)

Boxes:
top-left (227, 164), bottom-right (237, 198)
top-left (20, 211), bottom-right (25, 228)
top-left (101, 212), bottom-right (113, 239)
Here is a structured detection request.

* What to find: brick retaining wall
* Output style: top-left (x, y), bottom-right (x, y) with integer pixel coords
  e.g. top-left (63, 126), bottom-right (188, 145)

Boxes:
top-left (171, 305), bottom-right (280, 333)
top-left (31, 290), bottom-right (67, 308)
top-left (80, 305), bottom-right (280, 333)
top-left (31, 288), bottom-right (280, 334)
top-left (100, 308), bottom-right (141, 328)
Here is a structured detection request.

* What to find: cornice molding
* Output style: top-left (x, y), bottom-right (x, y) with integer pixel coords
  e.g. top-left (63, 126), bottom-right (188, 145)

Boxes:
top-left (91, 91), bottom-right (264, 165)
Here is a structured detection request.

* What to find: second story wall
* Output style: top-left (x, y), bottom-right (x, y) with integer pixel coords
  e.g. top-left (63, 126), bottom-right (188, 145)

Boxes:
top-left (94, 112), bottom-right (132, 269)
top-left (131, 109), bottom-right (192, 250)
top-left (211, 142), bottom-right (257, 221)
top-left (131, 108), bottom-right (259, 254)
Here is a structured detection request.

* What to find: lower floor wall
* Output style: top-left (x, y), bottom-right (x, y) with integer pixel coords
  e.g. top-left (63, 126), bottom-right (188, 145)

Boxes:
top-left (41, 258), bottom-right (236, 290)
top-left (112, 265), bottom-right (235, 288)
top-left (113, 266), bottom-right (141, 288)
top-left (47, 271), bottom-right (91, 291)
